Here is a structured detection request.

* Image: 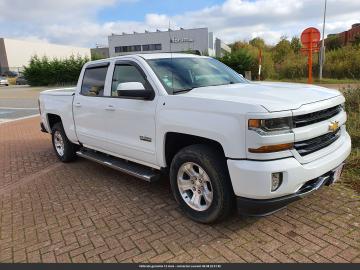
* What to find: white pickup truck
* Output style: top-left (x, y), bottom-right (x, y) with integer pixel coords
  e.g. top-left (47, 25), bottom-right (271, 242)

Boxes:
top-left (39, 53), bottom-right (351, 223)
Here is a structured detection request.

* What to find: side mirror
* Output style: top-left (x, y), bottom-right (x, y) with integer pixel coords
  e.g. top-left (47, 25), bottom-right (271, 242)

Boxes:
top-left (116, 82), bottom-right (153, 99)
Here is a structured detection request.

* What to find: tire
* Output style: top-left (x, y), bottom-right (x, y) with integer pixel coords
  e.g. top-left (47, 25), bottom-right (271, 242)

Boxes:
top-left (170, 144), bottom-right (234, 224)
top-left (51, 122), bottom-right (78, 162)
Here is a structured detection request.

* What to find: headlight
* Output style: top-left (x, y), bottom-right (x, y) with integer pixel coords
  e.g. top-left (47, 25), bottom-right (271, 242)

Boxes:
top-left (248, 117), bottom-right (293, 134)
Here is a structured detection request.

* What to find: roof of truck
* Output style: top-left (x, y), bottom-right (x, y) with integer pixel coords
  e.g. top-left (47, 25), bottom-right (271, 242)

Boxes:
top-left (136, 53), bottom-right (206, 60)
top-left (86, 53), bottom-right (207, 66)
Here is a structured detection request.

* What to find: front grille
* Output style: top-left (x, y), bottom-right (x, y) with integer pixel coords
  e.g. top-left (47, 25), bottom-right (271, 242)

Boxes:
top-left (294, 129), bottom-right (341, 156)
top-left (293, 105), bottom-right (342, 128)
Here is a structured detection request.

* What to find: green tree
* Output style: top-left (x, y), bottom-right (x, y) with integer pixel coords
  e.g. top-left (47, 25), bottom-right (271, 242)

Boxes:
top-left (249, 37), bottom-right (265, 49)
top-left (218, 49), bottom-right (256, 76)
top-left (290, 36), bottom-right (302, 54)
top-left (352, 34), bottom-right (360, 47)
top-left (326, 36), bottom-right (342, 50)
top-left (23, 55), bottom-right (89, 86)
top-left (230, 40), bottom-right (249, 51)
top-left (272, 36), bottom-right (293, 64)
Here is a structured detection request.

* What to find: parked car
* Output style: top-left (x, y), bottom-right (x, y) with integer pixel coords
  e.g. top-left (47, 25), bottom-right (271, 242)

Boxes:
top-left (38, 53), bottom-right (351, 223)
top-left (16, 75), bottom-right (28, 85)
top-left (1, 70), bottom-right (18, 78)
top-left (0, 76), bottom-right (9, 86)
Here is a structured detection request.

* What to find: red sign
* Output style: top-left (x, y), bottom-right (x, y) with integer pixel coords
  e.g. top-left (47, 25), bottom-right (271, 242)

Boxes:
top-left (301, 27), bottom-right (321, 50)
top-left (301, 27), bottom-right (321, 84)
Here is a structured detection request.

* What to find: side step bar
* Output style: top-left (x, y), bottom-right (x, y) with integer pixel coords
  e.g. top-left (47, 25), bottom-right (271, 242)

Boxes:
top-left (76, 149), bottom-right (161, 182)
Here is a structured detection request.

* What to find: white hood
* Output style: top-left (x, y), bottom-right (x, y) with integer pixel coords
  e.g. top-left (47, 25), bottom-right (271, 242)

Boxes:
top-left (183, 81), bottom-right (341, 112)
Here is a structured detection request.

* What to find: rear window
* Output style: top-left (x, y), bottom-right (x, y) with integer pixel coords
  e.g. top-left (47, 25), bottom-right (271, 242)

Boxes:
top-left (81, 66), bottom-right (108, 97)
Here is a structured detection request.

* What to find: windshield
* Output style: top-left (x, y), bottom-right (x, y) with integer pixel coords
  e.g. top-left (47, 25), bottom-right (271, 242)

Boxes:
top-left (147, 57), bottom-right (248, 94)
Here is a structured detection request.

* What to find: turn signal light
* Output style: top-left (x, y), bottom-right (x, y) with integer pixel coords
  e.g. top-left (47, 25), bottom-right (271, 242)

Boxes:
top-left (249, 143), bottom-right (294, 153)
top-left (248, 119), bottom-right (261, 128)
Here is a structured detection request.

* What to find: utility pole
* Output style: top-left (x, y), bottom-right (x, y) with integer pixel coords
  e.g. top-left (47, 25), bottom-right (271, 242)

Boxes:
top-left (319, 0), bottom-right (327, 81)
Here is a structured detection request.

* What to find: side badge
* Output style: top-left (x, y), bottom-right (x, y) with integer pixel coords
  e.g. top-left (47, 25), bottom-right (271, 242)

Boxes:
top-left (140, 136), bottom-right (152, 142)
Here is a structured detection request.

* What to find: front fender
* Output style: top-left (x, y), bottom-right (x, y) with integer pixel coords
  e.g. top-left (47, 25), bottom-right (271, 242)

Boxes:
top-left (156, 108), bottom-right (246, 167)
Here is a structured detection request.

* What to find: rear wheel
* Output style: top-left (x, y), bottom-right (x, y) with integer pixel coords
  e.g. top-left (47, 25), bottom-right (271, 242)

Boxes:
top-left (170, 144), bottom-right (234, 223)
top-left (51, 122), bottom-right (78, 162)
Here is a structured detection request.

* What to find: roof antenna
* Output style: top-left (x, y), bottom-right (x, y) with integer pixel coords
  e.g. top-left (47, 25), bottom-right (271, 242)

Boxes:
top-left (168, 20), bottom-right (174, 94)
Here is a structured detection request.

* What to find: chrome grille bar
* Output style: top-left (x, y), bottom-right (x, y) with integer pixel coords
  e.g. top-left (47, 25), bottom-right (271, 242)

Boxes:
top-left (294, 129), bottom-right (341, 156)
top-left (293, 105), bottom-right (342, 128)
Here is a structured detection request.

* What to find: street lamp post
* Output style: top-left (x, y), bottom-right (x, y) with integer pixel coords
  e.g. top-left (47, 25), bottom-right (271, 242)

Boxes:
top-left (319, 0), bottom-right (327, 81)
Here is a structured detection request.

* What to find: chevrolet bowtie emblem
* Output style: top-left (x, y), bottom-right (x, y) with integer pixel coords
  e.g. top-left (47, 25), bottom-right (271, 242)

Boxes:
top-left (329, 121), bottom-right (339, 132)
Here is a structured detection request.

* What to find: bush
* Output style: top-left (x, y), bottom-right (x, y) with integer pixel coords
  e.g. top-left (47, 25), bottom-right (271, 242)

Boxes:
top-left (342, 88), bottom-right (360, 192)
top-left (23, 55), bottom-right (89, 86)
top-left (323, 46), bottom-right (360, 79)
top-left (277, 55), bottom-right (307, 80)
top-left (219, 49), bottom-right (256, 76)
top-left (219, 45), bottom-right (274, 80)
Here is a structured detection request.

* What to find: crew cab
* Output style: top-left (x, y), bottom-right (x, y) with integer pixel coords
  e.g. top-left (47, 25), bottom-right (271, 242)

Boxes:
top-left (39, 53), bottom-right (351, 223)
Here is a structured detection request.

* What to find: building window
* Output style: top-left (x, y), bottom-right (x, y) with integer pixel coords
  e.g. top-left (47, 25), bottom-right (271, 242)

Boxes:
top-left (115, 44), bottom-right (162, 53)
top-left (142, 44), bottom-right (162, 51)
top-left (133, 45), bottom-right (142, 51)
top-left (115, 45), bottom-right (142, 53)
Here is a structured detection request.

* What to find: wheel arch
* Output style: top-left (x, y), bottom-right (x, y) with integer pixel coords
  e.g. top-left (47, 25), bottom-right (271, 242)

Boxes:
top-left (163, 132), bottom-right (226, 168)
top-left (46, 113), bottom-right (62, 133)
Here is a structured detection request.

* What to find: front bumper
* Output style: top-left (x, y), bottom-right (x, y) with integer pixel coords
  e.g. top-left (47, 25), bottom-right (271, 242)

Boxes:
top-left (236, 169), bottom-right (340, 216)
top-left (227, 131), bottom-right (351, 215)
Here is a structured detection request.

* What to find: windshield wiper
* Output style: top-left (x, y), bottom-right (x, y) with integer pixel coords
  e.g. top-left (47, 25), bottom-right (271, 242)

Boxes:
top-left (172, 88), bottom-right (194, 94)
top-left (172, 82), bottom-right (238, 94)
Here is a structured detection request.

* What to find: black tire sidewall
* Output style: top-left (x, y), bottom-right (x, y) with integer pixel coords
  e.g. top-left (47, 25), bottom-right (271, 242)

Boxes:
top-left (51, 122), bottom-right (77, 162)
top-left (170, 145), bottom-right (233, 223)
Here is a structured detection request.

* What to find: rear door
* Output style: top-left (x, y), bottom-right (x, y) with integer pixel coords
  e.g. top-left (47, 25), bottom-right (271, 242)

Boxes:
top-left (73, 62), bottom-right (111, 149)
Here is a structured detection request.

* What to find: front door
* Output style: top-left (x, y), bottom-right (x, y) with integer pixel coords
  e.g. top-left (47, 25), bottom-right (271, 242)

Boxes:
top-left (101, 61), bottom-right (157, 166)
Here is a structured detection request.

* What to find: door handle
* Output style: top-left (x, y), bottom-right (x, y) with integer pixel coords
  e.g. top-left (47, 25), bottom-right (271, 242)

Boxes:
top-left (74, 102), bottom-right (82, 108)
top-left (105, 105), bottom-right (115, 111)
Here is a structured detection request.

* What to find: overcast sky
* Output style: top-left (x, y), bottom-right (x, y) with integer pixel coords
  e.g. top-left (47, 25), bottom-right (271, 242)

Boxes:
top-left (0, 0), bottom-right (359, 47)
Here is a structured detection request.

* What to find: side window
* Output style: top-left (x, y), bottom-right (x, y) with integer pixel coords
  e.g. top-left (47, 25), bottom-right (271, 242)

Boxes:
top-left (81, 66), bottom-right (108, 97)
top-left (111, 64), bottom-right (147, 96)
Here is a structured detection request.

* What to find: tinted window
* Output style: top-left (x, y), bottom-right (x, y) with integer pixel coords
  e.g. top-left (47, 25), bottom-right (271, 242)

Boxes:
top-left (111, 64), bottom-right (147, 96)
top-left (81, 66), bottom-right (108, 96)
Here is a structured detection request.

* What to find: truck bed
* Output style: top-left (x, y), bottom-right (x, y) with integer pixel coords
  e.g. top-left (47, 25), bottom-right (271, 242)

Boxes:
top-left (39, 87), bottom-right (77, 141)
top-left (41, 87), bottom-right (76, 96)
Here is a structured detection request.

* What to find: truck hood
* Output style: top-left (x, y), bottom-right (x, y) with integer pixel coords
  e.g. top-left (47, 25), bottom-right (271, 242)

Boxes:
top-left (183, 82), bottom-right (341, 112)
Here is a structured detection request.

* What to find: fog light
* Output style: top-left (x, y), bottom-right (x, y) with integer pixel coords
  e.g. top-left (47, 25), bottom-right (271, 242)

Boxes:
top-left (271, 172), bottom-right (283, 191)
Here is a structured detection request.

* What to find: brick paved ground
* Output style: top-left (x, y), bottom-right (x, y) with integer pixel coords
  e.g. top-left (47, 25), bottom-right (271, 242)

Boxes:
top-left (0, 117), bottom-right (359, 263)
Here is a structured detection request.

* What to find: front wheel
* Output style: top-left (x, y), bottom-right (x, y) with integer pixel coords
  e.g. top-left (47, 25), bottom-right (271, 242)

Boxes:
top-left (51, 122), bottom-right (78, 162)
top-left (170, 144), bottom-right (234, 224)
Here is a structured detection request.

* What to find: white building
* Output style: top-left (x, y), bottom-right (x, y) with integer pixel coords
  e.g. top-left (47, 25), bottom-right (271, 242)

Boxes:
top-left (0, 38), bottom-right (90, 73)
top-left (108, 27), bottom-right (231, 58)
